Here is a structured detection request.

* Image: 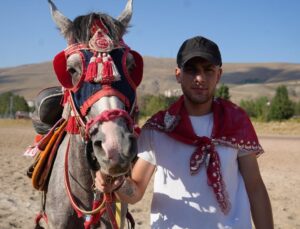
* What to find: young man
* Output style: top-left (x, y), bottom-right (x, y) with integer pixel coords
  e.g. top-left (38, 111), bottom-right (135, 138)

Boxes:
top-left (95, 36), bottom-right (274, 229)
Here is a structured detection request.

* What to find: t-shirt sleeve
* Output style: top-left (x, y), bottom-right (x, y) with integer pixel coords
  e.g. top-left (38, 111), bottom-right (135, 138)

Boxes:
top-left (237, 149), bottom-right (257, 157)
top-left (137, 128), bottom-right (157, 165)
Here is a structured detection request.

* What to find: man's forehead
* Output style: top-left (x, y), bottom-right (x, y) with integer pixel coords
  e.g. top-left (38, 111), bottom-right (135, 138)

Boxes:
top-left (183, 57), bottom-right (216, 68)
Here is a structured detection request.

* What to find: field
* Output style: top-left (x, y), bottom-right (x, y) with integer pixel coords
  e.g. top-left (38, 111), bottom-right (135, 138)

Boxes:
top-left (0, 119), bottom-right (299, 228)
top-left (252, 119), bottom-right (300, 136)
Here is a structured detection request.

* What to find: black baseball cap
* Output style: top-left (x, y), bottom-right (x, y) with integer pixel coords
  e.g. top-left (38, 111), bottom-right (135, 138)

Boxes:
top-left (176, 36), bottom-right (222, 68)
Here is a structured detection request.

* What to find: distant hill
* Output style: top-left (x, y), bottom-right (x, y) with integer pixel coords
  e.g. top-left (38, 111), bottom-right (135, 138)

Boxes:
top-left (0, 62), bottom-right (57, 100)
top-left (1, 57), bottom-right (300, 104)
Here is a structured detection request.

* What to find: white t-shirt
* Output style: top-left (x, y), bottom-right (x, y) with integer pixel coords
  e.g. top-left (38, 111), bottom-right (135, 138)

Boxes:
top-left (138, 113), bottom-right (253, 229)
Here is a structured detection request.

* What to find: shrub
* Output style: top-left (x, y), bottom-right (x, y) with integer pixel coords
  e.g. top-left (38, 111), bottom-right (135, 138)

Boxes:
top-left (240, 99), bottom-right (257, 118)
top-left (215, 84), bottom-right (230, 100)
top-left (138, 94), bottom-right (178, 117)
top-left (0, 92), bottom-right (29, 118)
top-left (239, 96), bottom-right (270, 121)
top-left (294, 100), bottom-right (300, 116)
top-left (267, 85), bottom-right (294, 121)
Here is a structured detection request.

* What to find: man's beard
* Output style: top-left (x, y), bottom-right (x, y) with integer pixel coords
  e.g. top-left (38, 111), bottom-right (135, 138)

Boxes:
top-left (181, 86), bottom-right (214, 105)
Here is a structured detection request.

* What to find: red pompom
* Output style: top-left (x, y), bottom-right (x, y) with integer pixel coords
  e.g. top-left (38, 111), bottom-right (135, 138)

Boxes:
top-left (86, 59), bottom-right (98, 82)
top-left (66, 116), bottom-right (80, 134)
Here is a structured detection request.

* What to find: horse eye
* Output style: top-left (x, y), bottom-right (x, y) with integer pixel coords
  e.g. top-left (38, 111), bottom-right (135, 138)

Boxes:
top-left (68, 67), bottom-right (77, 75)
top-left (126, 53), bottom-right (136, 75)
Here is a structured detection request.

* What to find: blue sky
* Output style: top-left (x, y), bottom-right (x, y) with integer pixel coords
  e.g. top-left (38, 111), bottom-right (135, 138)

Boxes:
top-left (0, 0), bottom-right (299, 68)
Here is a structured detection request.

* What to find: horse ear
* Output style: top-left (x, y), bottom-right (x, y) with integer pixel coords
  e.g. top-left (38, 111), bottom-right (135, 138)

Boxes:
top-left (48, 0), bottom-right (73, 42)
top-left (117, 0), bottom-right (133, 28)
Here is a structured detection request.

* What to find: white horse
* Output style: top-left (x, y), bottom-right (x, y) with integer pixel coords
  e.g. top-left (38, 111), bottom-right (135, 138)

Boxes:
top-left (39, 0), bottom-right (143, 228)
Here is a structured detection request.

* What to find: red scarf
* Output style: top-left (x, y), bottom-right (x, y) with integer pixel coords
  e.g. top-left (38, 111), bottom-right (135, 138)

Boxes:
top-left (143, 96), bottom-right (263, 214)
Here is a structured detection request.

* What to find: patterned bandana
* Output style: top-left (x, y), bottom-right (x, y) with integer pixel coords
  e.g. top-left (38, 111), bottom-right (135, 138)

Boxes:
top-left (143, 96), bottom-right (264, 214)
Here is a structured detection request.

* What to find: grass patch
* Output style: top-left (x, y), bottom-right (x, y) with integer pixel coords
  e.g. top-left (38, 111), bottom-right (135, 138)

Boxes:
top-left (253, 119), bottom-right (300, 136)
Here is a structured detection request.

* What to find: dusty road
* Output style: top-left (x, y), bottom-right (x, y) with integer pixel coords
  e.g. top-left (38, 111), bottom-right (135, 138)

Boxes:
top-left (0, 122), bottom-right (299, 228)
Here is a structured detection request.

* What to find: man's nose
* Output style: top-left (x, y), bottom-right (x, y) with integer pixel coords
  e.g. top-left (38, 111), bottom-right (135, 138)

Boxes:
top-left (194, 71), bottom-right (205, 83)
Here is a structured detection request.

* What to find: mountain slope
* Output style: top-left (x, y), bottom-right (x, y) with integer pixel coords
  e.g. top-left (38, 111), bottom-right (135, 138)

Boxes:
top-left (1, 57), bottom-right (300, 103)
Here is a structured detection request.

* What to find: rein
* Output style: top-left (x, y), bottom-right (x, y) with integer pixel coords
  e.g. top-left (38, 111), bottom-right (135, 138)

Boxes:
top-left (63, 92), bottom-right (136, 229)
top-left (64, 135), bottom-right (121, 229)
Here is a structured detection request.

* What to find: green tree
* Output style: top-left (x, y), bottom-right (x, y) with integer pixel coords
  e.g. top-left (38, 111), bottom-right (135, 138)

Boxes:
top-left (240, 99), bottom-right (257, 117)
top-left (0, 92), bottom-right (29, 117)
top-left (267, 85), bottom-right (294, 121)
top-left (215, 84), bottom-right (230, 100)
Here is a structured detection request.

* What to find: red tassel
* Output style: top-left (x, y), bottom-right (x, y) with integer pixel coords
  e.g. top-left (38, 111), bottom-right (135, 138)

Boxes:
top-left (66, 117), bottom-right (80, 134)
top-left (102, 57), bottom-right (113, 77)
top-left (86, 58), bottom-right (98, 82)
top-left (101, 56), bottom-right (115, 84)
top-left (84, 199), bottom-right (102, 229)
top-left (134, 124), bottom-right (141, 137)
top-left (34, 134), bottom-right (44, 143)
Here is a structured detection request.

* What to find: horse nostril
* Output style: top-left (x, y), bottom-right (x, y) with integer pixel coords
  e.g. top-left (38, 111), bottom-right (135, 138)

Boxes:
top-left (94, 140), bottom-right (102, 148)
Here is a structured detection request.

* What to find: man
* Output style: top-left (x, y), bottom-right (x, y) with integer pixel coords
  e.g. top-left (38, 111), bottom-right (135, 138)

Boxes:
top-left (95, 36), bottom-right (274, 229)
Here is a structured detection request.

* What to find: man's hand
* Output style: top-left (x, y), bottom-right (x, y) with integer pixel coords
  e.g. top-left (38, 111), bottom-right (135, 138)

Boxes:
top-left (94, 171), bottom-right (125, 193)
top-left (94, 158), bottom-right (155, 204)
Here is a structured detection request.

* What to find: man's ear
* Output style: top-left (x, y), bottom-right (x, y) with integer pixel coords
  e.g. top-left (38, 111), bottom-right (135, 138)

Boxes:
top-left (175, 67), bottom-right (181, 83)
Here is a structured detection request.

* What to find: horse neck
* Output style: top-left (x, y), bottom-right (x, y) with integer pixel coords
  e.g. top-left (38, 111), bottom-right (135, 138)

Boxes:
top-left (67, 134), bottom-right (94, 189)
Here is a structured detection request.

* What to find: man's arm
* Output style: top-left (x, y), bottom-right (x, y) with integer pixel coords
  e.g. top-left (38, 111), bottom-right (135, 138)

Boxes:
top-left (238, 153), bottom-right (274, 229)
top-left (115, 158), bottom-right (155, 204)
top-left (95, 157), bottom-right (155, 204)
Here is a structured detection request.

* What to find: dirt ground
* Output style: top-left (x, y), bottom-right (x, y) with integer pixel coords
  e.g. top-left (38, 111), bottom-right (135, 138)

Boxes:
top-left (0, 120), bottom-right (299, 229)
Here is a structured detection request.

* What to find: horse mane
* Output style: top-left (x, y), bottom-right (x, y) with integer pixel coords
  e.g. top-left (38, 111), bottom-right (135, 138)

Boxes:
top-left (66, 13), bottom-right (128, 44)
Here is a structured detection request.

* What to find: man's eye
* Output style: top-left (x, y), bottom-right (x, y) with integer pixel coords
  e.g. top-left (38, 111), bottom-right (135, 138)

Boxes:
top-left (205, 68), bottom-right (214, 73)
top-left (184, 67), bottom-right (196, 74)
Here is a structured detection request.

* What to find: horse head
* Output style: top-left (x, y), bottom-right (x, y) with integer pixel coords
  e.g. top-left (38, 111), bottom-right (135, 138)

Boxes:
top-left (48, 0), bottom-right (143, 178)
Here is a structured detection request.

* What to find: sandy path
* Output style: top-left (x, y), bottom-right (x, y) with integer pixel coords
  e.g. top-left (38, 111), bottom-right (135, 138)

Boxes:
top-left (0, 124), bottom-right (299, 229)
top-left (256, 136), bottom-right (300, 229)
